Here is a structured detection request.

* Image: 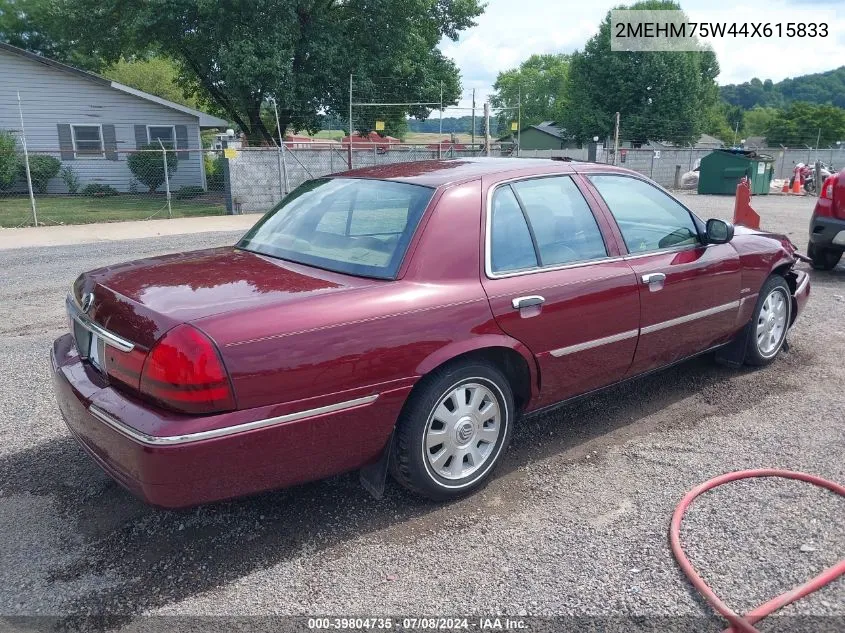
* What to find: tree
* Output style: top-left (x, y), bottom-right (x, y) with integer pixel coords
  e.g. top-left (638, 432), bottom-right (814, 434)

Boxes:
top-left (490, 54), bottom-right (569, 134)
top-left (764, 102), bottom-right (845, 147)
top-left (0, 0), bottom-right (103, 70)
top-left (102, 57), bottom-right (200, 109)
top-left (560, 1), bottom-right (719, 145)
top-left (743, 106), bottom-right (779, 137)
top-left (721, 67), bottom-right (845, 110)
top-left (703, 102), bottom-right (743, 145)
top-left (48, 0), bottom-right (483, 144)
top-left (127, 145), bottom-right (178, 193)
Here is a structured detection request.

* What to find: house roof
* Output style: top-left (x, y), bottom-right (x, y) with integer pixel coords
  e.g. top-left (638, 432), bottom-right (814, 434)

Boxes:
top-left (0, 42), bottom-right (229, 128)
top-left (497, 120), bottom-right (567, 142)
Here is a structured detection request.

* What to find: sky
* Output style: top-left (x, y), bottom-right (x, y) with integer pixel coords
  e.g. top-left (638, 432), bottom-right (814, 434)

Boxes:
top-left (439, 0), bottom-right (845, 114)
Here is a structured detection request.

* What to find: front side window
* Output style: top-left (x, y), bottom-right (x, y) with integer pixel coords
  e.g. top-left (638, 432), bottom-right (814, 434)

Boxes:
top-left (237, 178), bottom-right (434, 279)
top-left (589, 175), bottom-right (700, 253)
top-left (511, 176), bottom-right (607, 265)
top-left (148, 126), bottom-right (175, 148)
top-left (71, 125), bottom-right (104, 158)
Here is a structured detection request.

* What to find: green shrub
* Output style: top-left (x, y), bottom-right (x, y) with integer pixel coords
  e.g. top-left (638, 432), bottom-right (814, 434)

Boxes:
top-left (23, 155), bottom-right (61, 194)
top-left (127, 144), bottom-right (178, 193)
top-left (204, 154), bottom-right (224, 190)
top-left (60, 164), bottom-right (81, 194)
top-left (81, 183), bottom-right (120, 197)
top-left (174, 185), bottom-right (206, 200)
top-left (0, 130), bottom-right (20, 191)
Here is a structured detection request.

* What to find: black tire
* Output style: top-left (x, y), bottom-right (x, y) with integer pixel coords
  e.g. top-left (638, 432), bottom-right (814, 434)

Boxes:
top-left (745, 275), bottom-right (792, 367)
top-left (808, 243), bottom-right (842, 271)
top-left (804, 180), bottom-right (815, 194)
top-left (390, 360), bottom-right (514, 501)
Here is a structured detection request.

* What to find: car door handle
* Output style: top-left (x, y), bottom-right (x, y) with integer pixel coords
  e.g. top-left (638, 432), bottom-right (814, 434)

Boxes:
top-left (641, 273), bottom-right (666, 285)
top-left (511, 295), bottom-right (545, 310)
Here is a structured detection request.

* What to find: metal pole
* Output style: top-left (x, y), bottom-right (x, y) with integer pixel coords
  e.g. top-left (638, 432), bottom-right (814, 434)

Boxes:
top-left (484, 102), bottom-right (491, 157)
top-left (517, 84), bottom-right (521, 157)
top-left (815, 128), bottom-right (821, 162)
top-left (439, 81), bottom-right (443, 136)
top-left (733, 121), bottom-right (739, 146)
top-left (348, 74), bottom-right (353, 139)
top-left (271, 98), bottom-right (289, 195)
top-left (613, 111), bottom-right (620, 166)
top-left (158, 139), bottom-right (172, 219)
top-left (17, 92), bottom-right (37, 226)
top-left (471, 89), bottom-right (476, 150)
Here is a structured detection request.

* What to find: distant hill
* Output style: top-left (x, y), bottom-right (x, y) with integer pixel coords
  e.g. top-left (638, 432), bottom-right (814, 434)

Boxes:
top-left (721, 67), bottom-right (845, 110)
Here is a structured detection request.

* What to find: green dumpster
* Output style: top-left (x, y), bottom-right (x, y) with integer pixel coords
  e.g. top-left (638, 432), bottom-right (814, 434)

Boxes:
top-left (697, 149), bottom-right (775, 195)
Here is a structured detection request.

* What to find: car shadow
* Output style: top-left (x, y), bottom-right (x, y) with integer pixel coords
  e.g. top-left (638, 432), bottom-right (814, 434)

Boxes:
top-left (0, 353), bottom-right (800, 628)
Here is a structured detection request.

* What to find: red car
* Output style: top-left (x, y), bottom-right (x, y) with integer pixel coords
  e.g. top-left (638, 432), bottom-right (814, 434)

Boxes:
top-left (52, 159), bottom-right (810, 508)
top-left (808, 168), bottom-right (845, 270)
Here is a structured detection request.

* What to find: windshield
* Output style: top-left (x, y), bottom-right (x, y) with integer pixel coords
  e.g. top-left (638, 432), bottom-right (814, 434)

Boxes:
top-left (237, 178), bottom-right (435, 279)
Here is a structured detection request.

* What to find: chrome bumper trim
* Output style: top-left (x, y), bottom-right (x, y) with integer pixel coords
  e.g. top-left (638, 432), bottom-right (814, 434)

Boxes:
top-left (550, 329), bottom-right (639, 358)
top-left (88, 394), bottom-right (380, 446)
top-left (641, 300), bottom-right (740, 335)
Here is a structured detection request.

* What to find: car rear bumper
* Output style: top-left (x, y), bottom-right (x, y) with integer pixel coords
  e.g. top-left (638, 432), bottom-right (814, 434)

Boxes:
top-left (809, 214), bottom-right (845, 251)
top-left (51, 334), bottom-right (409, 508)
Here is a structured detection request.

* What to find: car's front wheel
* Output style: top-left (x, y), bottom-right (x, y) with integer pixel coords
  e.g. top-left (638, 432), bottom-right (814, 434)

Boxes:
top-left (745, 275), bottom-right (791, 366)
top-left (390, 360), bottom-right (514, 500)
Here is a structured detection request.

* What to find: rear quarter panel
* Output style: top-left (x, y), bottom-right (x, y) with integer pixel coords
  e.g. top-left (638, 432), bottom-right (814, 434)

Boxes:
top-left (731, 232), bottom-right (796, 322)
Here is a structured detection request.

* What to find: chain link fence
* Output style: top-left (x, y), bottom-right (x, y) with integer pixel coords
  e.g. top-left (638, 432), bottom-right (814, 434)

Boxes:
top-left (0, 144), bottom-right (226, 228)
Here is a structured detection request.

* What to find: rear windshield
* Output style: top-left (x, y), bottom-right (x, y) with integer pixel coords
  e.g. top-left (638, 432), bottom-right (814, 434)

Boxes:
top-left (237, 178), bottom-right (434, 279)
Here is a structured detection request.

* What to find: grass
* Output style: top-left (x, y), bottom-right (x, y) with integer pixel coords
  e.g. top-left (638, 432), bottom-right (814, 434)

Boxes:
top-left (0, 194), bottom-right (226, 228)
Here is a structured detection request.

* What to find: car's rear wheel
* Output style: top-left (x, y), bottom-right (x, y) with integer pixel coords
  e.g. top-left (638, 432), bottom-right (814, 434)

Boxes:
top-left (390, 360), bottom-right (513, 500)
top-left (745, 275), bottom-right (791, 367)
top-left (808, 243), bottom-right (842, 271)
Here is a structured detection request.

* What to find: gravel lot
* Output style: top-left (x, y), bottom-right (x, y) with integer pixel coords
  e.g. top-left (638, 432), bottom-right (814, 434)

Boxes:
top-left (0, 193), bottom-right (842, 632)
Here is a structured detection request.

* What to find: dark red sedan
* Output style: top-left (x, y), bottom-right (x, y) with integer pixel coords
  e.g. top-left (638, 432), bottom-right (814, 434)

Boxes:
top-left (52, 159), bottom-right (810, 507)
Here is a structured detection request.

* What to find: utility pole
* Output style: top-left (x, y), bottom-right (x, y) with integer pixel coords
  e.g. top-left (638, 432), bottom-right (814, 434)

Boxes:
top-left (733, 121), bottom-right (739, 146)
top-left (484, 101), bottom-right (491, 157)
top-left (516, 83), bottom-right (521, 157)
top-left (439, 81), bottom-right (443, 136)
top-left (613, 111), bottom-right (620, 166)
top-left (348, 73), bottom-right (353, 169)
top-left (815, 127), bottom-right (821, 161)
top-left (471, 88), bottom-right (476, 149)
top-left (270, 97), bottom-right (289, 195)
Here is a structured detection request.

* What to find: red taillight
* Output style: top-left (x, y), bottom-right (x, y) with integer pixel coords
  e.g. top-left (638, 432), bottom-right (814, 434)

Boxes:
top-left (139, 324), bottom-right (235, 414)
top-left (820, 175), bottom-right (836, 201)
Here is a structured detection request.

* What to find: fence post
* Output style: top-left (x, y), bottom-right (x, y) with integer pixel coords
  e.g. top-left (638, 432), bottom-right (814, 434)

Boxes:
top-left (347, 142), bottom-right (353, 170)
top-left (157, 139), bottom-right (172, 219)
top-left (674, 165), bottom-right (681, 189)
top-left (222, 143), bottom-right (234, 215)
top-left (16, 91), bottom-right (37, 226)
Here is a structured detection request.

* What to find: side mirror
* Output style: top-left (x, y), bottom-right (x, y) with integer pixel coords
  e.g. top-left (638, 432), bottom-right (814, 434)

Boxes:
top-left (705, 218), bottom-right (734, 244)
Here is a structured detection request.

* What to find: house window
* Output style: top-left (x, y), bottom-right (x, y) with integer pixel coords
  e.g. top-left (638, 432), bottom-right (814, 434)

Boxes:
top-left (147, 125), bottom-right (176, 148)
top-left (71, 125), bottom-right (104, 158)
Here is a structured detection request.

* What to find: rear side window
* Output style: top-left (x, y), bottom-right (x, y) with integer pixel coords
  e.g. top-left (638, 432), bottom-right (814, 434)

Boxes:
top-left (238, 178), bottom-right (433, 279)
top-left (589, 175), bottom-right (699, 253)
top-left (511, 176), bottom-right (607, 265)
top-left (489, 187), bottom-right (538, 273)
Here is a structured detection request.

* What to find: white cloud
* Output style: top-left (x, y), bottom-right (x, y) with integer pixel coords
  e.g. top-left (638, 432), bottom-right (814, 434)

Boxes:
top-left (440, 0), bottom-right (845, 114)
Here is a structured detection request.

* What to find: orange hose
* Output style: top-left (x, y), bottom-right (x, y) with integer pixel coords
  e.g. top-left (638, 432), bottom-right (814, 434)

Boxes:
top-left (670, 469), bottom-right (845, 633)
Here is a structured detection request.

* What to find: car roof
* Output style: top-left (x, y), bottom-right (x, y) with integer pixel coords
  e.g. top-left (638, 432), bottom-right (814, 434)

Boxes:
top-left (333, 157), bottom-right (637, 188)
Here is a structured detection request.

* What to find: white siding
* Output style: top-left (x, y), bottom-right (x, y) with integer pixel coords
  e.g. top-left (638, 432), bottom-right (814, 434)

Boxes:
top-left (0, 48), bottom-right (205, 193)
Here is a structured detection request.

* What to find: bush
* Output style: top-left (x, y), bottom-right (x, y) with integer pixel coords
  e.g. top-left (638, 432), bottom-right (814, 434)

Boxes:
top-left (60, 165), bottom-right (81, 194)
top-left (0, 130), bottom-right (20, 191)
top-left (174, 185), bottom-right (206, 200)
top-left (127, 144), bottom-right (178, 193)
top-left (23, 155), bottom-right (61, 194)
top-left (81, 183), bottom-right (120, 197)
top-left (204, 154), bottom-right (224, 190)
